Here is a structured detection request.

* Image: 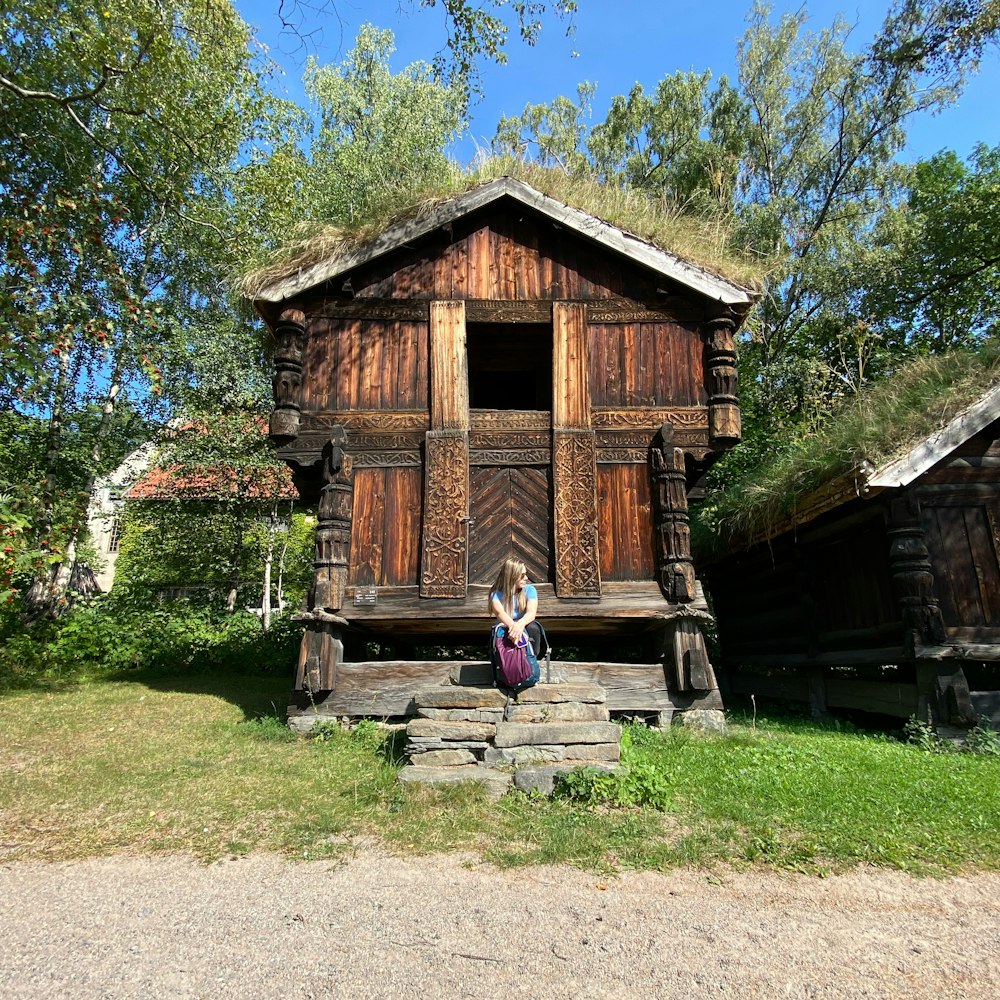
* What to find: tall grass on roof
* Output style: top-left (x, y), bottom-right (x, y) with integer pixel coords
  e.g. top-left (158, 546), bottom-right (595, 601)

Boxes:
top-left (237, 156), bottom-right (770, 299)
top-left (695, 341), bottom-right (1000, 555)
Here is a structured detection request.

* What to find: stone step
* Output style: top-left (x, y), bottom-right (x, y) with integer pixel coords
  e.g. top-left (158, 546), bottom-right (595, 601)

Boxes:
top-left (414, 687), bottom-right (508, 710)
top-left (504, 702), bottom-right (609, 723)
top-left (494, 721), bottom-right (621, 748)
top-left (483, 742), bottom-right (620, 766)
top-left (406, 719), bottom-right (496, 741)
top-left (397, 765), bottom-right (512, 800)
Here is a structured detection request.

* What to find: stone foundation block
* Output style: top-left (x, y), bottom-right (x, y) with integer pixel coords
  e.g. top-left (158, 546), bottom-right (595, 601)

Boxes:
top-left (562, 742), bottom-right (620, 762)
top-left (504, 702), bottom-right (609, 724)
top-left (494, 721), bottom-right (621, 748)
top-left (678, 709), bottom-right (727, 734)
top-left (414, 688), bottom-right (507, 710)
top-left (483, 745), bottom-right (565, 766)
top-left (417, 708), bottom-right (504, 724)
top-left (407, 719), bottom-right (497, 741)
top-left (405, 739), bottom-right (491, 753)
top-left (515, 684), bottom-right (606, 705)
top-left (409, 749), bottom-right (477, 767)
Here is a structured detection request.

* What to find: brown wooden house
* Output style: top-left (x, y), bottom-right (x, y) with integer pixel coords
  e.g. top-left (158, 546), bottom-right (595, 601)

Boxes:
top-left (249, 177), bottom-right (757, 720)
top-left (703, 382), bottom-right (1000, 730)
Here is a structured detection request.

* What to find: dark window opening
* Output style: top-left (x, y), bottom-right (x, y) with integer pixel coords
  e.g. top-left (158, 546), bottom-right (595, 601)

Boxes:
top-left (466, 322), bottom-right (552, 410)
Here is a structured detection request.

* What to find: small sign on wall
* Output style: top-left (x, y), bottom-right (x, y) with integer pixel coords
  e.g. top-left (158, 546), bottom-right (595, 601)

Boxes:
top-left (353, 587), bottom-right (378, 607)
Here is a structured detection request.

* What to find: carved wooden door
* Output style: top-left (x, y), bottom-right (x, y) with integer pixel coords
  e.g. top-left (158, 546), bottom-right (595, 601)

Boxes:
top-left (468, 465), bottom-right (553, 585)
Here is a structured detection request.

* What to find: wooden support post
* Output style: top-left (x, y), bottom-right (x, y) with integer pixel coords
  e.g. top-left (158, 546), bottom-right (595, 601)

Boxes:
top-left (703, 316), bottom-right (740, 449)
top-left (294, 427), bottom-right (353, 695)
top-left (807, 666), bottom-right (828, 719)
top-left (309, 428), bottom-right (353, 613)
top-left (916, 660), bottom-right (976, 728)
top-left (552, 302), bottom-right (601, 598)
top-left (664, 615), bottom-right (718, 693)
top-left (421, 301), bottom-right (470, 597)
top-left (887, 495), bottom-right (946, 655)
top-left (270, 307), bottom-right (306, 443)
top-left (650, 422), bottom-right (696, 602)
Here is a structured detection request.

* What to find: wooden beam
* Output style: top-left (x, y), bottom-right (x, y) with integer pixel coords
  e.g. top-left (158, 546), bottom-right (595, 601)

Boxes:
top-left (429, 300), bottom-right (469, 430)
top-left (552, 302), bottom-right (601, 598)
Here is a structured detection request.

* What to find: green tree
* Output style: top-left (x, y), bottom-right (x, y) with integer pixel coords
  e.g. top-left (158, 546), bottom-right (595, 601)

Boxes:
top-left (853, 144), bottom-right (1000, 355)
top-left (301, 24), bottom-right (467, 226)
top-left (0, 1), bottom-right (293, 613)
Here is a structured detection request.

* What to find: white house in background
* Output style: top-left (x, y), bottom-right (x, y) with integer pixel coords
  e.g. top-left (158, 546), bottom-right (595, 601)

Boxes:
top-left (86, 443), bottom-right (155, 592)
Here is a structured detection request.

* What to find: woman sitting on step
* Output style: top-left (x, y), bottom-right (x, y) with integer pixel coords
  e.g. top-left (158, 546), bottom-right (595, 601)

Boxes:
top-left (488, 557), bottom-right (542, 655)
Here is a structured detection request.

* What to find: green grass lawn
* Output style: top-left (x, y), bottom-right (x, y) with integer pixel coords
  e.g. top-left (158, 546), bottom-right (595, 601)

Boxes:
top-left (3, 669), bottom-right (999, 874)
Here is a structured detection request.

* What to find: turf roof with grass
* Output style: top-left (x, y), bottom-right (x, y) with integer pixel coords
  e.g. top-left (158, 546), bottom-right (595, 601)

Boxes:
top-left (238, 158), bottom-right (769, 301)
top-left (694, 341), bottom-right (1000, 558)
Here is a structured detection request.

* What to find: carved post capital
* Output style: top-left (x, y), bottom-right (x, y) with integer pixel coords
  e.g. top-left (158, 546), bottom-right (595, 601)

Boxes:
top-left (270, 308), bottom-right (307, 444)
top-left (702, 316), bottom-right (740, 450)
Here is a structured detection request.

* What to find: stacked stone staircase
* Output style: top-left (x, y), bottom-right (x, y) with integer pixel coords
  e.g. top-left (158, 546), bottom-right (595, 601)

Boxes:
top-left (399, 682), bottom-right (622, 798)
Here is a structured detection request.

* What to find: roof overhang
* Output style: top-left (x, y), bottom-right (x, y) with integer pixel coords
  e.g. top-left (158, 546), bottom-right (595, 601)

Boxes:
top-left (253, 177), bottom-right (757, 309)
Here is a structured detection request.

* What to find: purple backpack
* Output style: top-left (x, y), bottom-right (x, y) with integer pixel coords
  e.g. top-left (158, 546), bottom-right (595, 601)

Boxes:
top-left (492, 627), bottom-right (540, 692)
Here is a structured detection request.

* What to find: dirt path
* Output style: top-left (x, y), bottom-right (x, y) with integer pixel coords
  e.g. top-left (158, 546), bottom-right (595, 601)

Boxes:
top-left (1, 852), bottom-right (997, 999)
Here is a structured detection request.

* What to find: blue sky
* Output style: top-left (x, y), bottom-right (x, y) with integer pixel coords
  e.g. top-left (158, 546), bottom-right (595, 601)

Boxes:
top-left (236, 0), bottom-right (999, 164)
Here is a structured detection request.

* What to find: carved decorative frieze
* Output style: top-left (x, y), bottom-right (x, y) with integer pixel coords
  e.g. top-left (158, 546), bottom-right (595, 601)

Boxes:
top-left (703, 317), bottom-right (741, 448)
top-left (352, 451), bottom-right (422, 468)
top-left (314, 298), bottom-right (428, 321)
top-left (309, 427), bottom-right (354, 614)
top-left (470, 430), bottom-right (551, 450)
top-left (269, 308), bottom-right (306, 443)
top-left (470, 449), bottom-right (550, 467)
top-left (591, 407), bottom-right (708, 430)
top-left (466, 300), bottom-right (552, 324)
top-left (650, 423), bottom-right (696, 602)
top-left (420, 430), bottom-right (470, 598)
top-left (553, 430), bottom-right (601, 598)
top-left (597, 448), bottom-right (649, 464)
top-left (303, 410), bottom-right (429, 432)
top-left (470, 409), bottom-right (551, 431)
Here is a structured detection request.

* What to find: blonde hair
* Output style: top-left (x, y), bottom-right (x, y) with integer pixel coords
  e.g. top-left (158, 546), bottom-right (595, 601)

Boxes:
top-left (489, 558), bottom-right (528, 617)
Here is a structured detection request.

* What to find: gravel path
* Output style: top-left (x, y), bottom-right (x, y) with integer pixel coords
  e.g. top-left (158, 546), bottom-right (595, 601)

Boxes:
top-left (1, 852), bottom-right (998, 999)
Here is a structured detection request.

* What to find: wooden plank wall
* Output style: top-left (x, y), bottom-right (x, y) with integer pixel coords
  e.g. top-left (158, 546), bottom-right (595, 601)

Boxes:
top-left (346, 210), bottom-right (682, 304)
top-left (302, 318), bottom-right (429, 411)
top-left (349, 468), bottom-right (423, 587)
top-left (587, 322), bottom-right (705, 408)
top-left (597, 465), bottom-right (655, 581)
top-left (708, 505), bottom-right (902, 665)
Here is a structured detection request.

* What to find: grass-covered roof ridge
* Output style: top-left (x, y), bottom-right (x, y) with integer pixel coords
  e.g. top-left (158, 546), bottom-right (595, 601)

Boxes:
top-left (695, 341), bottom-right (1000, 556)
top-left (238, 158), bottom-right (770, 300)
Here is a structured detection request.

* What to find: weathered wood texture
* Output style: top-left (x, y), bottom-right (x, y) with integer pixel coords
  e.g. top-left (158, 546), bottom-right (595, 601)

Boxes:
top-left (587, 321), bottom-right (705, 408)
top-left (288, 658), bottom-right (723, 719)
top-left (348, 467), bottom-right (422, 588)
top-left (336, 208), bottom-right (700, 305)
top-left (597, 464), bottom-right (654, 581)
top-left (302, 318), bottom-right (429, 412)
top-left (468, 465), bottom-right (553, 584)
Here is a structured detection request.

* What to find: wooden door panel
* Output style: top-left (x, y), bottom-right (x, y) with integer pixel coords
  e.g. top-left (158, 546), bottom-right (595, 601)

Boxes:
top-left (469, 466), bottom-right (552, 584)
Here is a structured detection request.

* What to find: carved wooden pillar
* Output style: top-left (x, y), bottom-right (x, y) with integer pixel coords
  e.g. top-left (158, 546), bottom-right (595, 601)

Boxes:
top-left (888, 495), bottom-right (975, 727)
top-left (552, 302), bottom-right (601, 598)
top-left (420, 301), bottom-right (470, 597)
top-left (270, 307), bottom-right (306, 443)
top-left (887, 494), bottom-right (946, 654)
top-left (650, 422), bottom-right (696, 602)
top-left (703, 316), bottom-right (740, 449)
top-left (310, 427), bottom-right (354, 613)
top-left (294, 428), bottom-right (353, 695)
